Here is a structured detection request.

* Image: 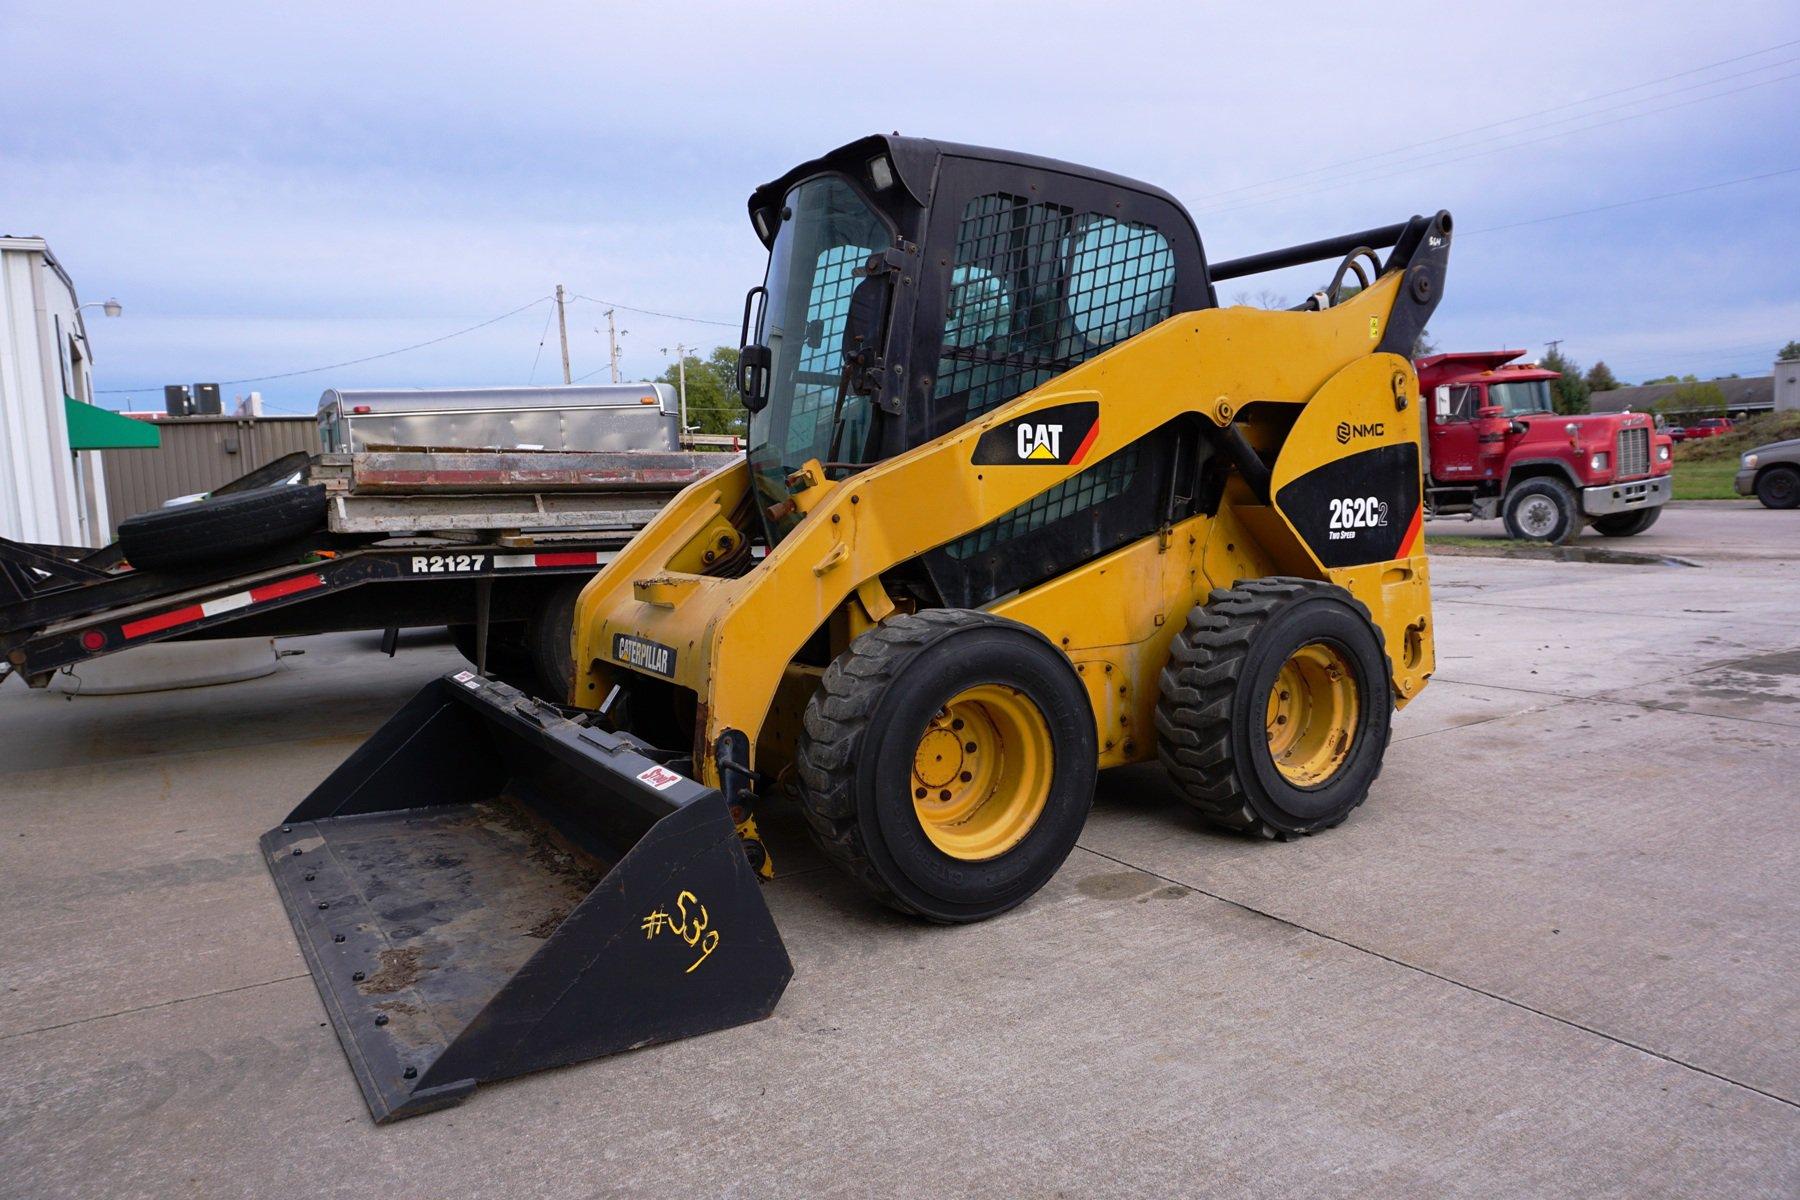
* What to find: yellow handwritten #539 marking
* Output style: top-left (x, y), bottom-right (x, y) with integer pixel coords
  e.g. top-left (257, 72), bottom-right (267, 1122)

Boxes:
top-left (640, 890), bottom-right (720, 972)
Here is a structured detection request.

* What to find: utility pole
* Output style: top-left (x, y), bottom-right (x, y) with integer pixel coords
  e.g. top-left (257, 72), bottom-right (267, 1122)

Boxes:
top-left (1544, 339), bottom-right (1562, 360)
top-left (554, 284), bottom-right (572, 384)
top-left (662, 343), bottom-right (691, 432)
top-left (605, 309), bottom-right (624, 384)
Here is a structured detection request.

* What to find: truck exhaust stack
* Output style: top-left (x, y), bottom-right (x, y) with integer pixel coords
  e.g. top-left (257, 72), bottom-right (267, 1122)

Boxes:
top-left (261, 673), bottom-right (792, 1123)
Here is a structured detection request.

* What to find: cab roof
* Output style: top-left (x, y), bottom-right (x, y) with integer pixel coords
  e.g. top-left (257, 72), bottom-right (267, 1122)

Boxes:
top-left (745, 134), bottom-right (1201, 249)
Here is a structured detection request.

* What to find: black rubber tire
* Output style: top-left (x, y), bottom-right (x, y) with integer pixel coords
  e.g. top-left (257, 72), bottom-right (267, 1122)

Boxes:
top-left (447, 622), bottom-right (533, 685)
top-left (521, 577), bottom-right (587, 702)
top-left (117, 484), bottom-right (327, 570)
top-left (1501, 477), bottom-right (1581, 544)
top-left (1155, 578), bottom-right (1393, 840)
top-left (1592, 506), bottom-right (1662, 537)
top-left (794, 609), bottom-right (1096, 923)
top-left (1755, 465), bottom-right (1800, 510)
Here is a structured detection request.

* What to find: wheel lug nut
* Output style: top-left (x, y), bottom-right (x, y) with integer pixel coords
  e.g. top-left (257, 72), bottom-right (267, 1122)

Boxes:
top-left (960, 771), bottom-right (972, 782)
top-left (965, 742), bottom-right (977, 753)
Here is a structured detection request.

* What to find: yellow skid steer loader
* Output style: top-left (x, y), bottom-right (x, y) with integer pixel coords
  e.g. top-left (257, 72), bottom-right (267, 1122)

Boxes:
top-left (265, 136), bottom-right (1449, 1121)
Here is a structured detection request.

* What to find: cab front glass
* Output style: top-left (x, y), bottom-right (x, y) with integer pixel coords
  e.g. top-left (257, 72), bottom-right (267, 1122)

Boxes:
top-left (745, 175), bottom-right (894, 545)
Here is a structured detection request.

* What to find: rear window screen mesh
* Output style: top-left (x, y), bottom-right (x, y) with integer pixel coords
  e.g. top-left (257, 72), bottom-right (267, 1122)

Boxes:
top-left (945, 446), bottom-right (1141, 559)
top-left (936, 193), bottom-right (1172, 560)
top-left (935, 193), bottom-right (1175, 420)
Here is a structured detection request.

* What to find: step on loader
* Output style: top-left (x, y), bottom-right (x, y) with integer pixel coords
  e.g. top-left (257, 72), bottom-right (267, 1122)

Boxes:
top-left (266, 135), bottom-right (1449, 1121)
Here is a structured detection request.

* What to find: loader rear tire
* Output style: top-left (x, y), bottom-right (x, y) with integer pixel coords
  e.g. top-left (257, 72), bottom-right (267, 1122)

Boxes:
top-left (795, 609), bottom-right (1095, 923)
top-left (1155, 578), bottom-right (1392, 839)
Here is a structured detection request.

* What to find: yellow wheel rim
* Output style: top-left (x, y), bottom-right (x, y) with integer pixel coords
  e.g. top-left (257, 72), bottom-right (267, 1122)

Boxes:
top-left (1264, 642), bottom-right (1359, 787)
top-left (910, 684), bottom-right (1053, 861)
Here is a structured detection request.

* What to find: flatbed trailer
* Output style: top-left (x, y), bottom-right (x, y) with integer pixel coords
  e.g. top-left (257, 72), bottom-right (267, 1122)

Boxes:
top-left (0, 448), bottom-right (732, 692)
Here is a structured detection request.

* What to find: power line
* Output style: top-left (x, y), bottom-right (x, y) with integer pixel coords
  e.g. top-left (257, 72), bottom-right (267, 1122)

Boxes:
top-left (1189, 38), bottom-right (1800, 206)
top-left (96, 296), bottom-right (553, 395)
top-left (567, 293), bottom-right (736, 328)
top-left (1193, 67), bottom-right (1800, 218)
top-left (526, 300), bottom-right (558, 384)
top-left (1461, 165), bottom-right (1799, 234)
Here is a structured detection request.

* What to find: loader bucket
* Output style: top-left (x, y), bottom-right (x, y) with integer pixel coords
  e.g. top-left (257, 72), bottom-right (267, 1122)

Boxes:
top-left (261, 672), bottom-right (792, 1123)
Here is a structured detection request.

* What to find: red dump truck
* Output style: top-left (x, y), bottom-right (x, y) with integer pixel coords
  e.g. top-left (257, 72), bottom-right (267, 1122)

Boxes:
top-left (1416, 350), bottom-right (1673, 543)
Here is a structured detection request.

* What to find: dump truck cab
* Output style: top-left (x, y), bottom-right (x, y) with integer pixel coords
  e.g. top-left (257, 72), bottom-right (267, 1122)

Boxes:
top-left (1417, 350), bottom-right (1673, 542)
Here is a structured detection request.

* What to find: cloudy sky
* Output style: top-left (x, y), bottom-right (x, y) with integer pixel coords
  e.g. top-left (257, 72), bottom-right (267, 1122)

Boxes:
top-left (6, 1), bottom-right (1797, 413)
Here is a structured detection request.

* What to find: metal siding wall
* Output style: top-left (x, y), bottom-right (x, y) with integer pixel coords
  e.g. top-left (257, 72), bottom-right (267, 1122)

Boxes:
top-left (99, 417), bottom-right (319, 527)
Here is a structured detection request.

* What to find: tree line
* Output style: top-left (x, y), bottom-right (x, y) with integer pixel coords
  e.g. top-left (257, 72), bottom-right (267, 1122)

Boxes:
top-left (1536, 340), bottom-right (1799, 416)
top-left (655, 338), bottom-right (1800, 426)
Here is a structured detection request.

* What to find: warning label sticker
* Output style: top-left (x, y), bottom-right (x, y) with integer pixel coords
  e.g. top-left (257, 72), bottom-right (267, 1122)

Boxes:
top-left (636, 765), bottom-right (685, 791)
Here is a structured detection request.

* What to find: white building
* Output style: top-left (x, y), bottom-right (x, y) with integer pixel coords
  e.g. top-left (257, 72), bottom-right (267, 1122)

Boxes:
top-left (1777, 355), bottom-right (1799, 414)
top-left (0, 236), bottom-right (149, 547)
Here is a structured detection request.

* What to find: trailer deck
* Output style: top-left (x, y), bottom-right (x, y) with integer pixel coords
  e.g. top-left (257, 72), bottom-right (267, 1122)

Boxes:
top-left (1, 448), bottom-right (732, 687)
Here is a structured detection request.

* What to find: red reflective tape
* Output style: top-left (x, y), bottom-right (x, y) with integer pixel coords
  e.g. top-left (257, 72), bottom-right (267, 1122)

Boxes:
top-left (1068, 421), bottom-right (1102, 467)
top-left (534, 552), bottom-right (598, 568)
top-left (121, 604), bottom-right (204, 639)
top-left (249, 573), bottom-right (326, 603)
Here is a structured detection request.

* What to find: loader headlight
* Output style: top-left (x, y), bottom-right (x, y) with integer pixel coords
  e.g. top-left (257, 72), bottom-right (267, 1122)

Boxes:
top-left (1590, 452), bottom-right (1610, 472)
top-left (867, 154), bottom-right (895, 192)
top-left (1743, 452), bottom-right (1758, 469)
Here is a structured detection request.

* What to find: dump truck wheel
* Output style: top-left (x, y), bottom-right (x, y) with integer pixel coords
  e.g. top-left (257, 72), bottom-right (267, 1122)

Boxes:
top-left (1592, 507), bottom-right (1662, 536)
top-left (1755, 465), bottom-right (1800, 509)
top-left (1155, 578), bottom-right (1392, 839)
top-left (1501, 478), bottom-right (1580, 544)
top-left (796, 609), bottom-right (1095, 923)
top-left (117, 483), bottom-right (328, 570)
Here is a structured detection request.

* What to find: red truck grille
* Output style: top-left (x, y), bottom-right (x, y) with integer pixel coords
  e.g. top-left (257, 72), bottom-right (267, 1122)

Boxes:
top-left (1617, 427), bottom-right (1650, 478)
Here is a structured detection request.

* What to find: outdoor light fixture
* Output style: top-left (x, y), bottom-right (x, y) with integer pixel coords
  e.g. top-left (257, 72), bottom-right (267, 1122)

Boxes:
top-left (80, 298), bottom-right (123, 317)
top-left (868, 154), bottom-right (895, 191)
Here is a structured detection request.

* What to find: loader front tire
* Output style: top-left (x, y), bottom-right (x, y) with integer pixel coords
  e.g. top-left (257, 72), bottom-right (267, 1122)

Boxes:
top-left (1156, 578), bottom-right (1393, 839)
top-left (796, 610), bottom-right (1095, 923)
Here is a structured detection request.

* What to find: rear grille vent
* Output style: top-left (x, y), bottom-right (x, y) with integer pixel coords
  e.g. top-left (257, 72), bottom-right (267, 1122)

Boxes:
top-left (1617, 427), bottom-right (1650, 478)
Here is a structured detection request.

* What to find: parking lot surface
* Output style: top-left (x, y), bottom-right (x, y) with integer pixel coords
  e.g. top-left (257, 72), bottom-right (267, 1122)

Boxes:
top-left (2, 504), bottom-right (1795, 1198)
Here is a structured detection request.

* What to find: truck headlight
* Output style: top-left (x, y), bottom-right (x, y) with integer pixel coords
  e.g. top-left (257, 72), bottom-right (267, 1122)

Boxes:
top-left (1590, 452), bottom-right (1610, 471)
top-left (1658, 445), bottom-right (1671, 462)
top-left (1743, 453), bottom-right (1758, 469)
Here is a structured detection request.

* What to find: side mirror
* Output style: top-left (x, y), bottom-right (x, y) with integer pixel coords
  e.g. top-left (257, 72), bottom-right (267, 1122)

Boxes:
top-left (1434, 386), bottom-right (1450, 422)
top-left (737, 283), bottom-right (771, 414)
top-left (737, 344), bottom-right (772, 414)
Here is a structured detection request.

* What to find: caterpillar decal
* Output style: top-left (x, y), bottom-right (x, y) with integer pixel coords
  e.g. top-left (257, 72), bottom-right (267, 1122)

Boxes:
top-left (971, 400), bottom-right (1100, 467)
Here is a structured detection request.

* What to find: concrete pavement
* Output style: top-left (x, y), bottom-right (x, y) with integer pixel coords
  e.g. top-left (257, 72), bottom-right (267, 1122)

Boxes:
top-left (1, 506), bottom-right (1795, 1198)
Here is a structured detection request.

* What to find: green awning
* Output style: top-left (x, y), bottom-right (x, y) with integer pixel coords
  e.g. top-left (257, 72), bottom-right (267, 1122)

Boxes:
top-left (64, 396), bottom-right (160, 450)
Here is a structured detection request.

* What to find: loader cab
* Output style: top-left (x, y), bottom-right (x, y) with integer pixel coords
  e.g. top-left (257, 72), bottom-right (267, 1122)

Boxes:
top-left (740, 135), bottom-right (1215, 604)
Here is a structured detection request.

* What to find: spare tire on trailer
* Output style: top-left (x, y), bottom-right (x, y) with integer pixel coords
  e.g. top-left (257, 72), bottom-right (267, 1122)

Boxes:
top-left (117, 484), bottom-right (329, 571)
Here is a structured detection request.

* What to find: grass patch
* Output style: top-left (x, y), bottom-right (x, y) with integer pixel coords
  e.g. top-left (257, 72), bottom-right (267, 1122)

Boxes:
top-left (1671, 459), bottom-right (1739, 500)
top-left (1672, 410), bottom-right (1800, 462)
